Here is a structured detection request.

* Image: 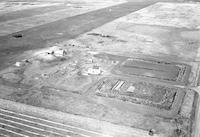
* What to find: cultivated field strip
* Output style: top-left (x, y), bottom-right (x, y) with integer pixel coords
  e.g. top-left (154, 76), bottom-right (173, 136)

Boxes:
top-left (0, 1), bottom-right (125, 36)
top-left (0, 108), bottom-right (111, 137)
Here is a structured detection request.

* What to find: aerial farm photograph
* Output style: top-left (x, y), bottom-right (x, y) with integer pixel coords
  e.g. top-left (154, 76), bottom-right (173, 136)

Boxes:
top-left (0, 0), bottom-right (199, 137)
